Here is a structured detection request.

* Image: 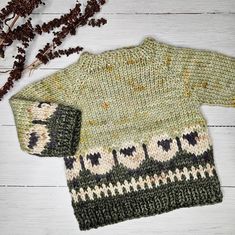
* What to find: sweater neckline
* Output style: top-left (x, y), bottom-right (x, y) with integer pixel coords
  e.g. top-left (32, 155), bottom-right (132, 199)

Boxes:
top-left (77, 37), bottom-right (167, 71)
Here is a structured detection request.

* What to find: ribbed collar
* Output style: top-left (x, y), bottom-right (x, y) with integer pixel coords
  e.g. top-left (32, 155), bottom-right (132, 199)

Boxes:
top-left (77, 37), bottom-right (169, 72)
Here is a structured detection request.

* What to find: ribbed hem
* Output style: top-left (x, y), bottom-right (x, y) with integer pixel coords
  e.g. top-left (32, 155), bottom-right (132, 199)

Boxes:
top-left (72, 176), bottom-right (223, 230)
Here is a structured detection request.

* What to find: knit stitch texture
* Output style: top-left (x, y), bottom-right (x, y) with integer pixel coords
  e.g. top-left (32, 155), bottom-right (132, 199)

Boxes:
top-left (10, 37), bottom-right (235, 230)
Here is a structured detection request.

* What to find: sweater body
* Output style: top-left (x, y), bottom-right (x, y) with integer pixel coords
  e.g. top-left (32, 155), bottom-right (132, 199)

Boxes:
top-left (10, 37), bottom-right (235, 230)
top-left (63, 38), bottom-right (223, 229)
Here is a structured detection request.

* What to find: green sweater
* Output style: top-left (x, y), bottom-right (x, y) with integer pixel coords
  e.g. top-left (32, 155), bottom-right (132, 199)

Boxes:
top-left (10, 37), bottom-right (235, 230)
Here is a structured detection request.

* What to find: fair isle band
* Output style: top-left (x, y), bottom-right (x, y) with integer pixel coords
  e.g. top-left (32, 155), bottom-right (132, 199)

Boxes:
top-left (65, 124), bottom-right (212, 179)
top-left (71, 163), bottom-right (215, 203)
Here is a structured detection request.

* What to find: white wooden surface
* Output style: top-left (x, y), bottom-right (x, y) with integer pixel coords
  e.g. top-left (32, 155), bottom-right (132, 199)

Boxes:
top-left (0, 1), bottom-right (235, 234)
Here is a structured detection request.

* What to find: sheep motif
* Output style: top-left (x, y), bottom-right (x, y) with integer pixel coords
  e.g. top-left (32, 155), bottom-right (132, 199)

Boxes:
top-left (115, 141), bottom-right (146, 170)
top-left (83, 147), bottom-right (115, 175)
top-left (148, 134), bottom-right (178, 162)
top-left (180, 126), bottom-right (212, 155)
top-left (68, 124), bottom-right (212, 177)
top-left (24, 102), bottom-right (58, 155)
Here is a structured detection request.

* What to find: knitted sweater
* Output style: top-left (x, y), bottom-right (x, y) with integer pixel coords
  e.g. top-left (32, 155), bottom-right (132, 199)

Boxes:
top-left (10, 37), bottom-right (235, 230)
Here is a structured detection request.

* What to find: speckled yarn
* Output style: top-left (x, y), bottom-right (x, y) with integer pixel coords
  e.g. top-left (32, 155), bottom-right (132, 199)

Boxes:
top-left (10, 37), bottom-right (235, 230)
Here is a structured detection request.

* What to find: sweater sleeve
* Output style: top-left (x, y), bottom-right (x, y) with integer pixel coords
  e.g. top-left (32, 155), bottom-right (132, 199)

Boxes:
top-left (179, 47), bottom-right (235, 107)
top-left (9, 64), bottom-right (82, 157)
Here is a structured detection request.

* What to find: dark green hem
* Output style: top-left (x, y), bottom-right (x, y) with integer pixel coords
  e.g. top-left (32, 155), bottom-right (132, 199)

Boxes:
top-left (72, 176), bottom-right (223, 230)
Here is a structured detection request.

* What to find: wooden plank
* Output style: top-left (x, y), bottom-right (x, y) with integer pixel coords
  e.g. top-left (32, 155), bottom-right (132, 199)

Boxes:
top-left (200, 106), bottom-right (235, 126)
top-left (0, 126), bottom-right (235, 186)
top-left (1, 14), bottom-right (235, 70)
top-left (0, 187), bottom-right (234, 234)
top-left (1, 0), bottom-right (235, 14)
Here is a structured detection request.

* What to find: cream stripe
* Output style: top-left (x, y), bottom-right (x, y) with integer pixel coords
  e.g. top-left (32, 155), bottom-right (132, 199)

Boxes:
top-left (71, 163), bottom-right (215, 203)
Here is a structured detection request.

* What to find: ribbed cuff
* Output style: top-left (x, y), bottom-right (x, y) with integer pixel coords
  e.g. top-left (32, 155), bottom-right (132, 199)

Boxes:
top-left (37, 104), bottom-right (82, 157)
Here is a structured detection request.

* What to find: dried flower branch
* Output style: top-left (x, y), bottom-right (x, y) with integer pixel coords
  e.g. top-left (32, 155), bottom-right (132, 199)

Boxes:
top-left (1, 45), bottom-right (26, 98)
top-left (0, 0), bottom-right (44, 57)
top-left (0, 0), bottom-right (44, 18)
top-left (32, 0), bottom-right (107, 68)
top-left (0, 0), bottom-right (107, 101)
